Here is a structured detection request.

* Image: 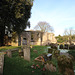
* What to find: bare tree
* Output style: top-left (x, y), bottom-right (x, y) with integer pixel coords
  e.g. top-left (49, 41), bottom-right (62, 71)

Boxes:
top-left (34, 21), bottom-right (54, 32)
top-left (63, 28), bottom-right (75, 44)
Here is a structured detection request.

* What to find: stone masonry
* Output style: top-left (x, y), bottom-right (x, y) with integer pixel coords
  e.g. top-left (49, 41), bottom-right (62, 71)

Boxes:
top-left (7, 50), bottom-right (12, 58)
top-left (0, 52), bottom-right (4, 75)
top-left (23, 46), bottom-right (30, 61)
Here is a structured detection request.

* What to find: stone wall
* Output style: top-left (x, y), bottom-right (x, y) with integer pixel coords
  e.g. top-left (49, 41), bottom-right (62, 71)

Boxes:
top-left (10, 31), bottom-right (57, 46)
top-left (0, 52), bottom-right (4, 75)
top-left (7, 50), bottom-right (12, 58)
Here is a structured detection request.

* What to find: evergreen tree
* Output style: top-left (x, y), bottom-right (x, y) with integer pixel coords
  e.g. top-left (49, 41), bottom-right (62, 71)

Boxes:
top-left (0, 0), bottom-right (33, 46)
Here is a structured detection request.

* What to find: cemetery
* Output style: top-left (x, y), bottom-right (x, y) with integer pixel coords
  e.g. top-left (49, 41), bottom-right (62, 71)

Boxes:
top-left (0, 0), bottom-right (75, 75)
top-left (0, 44), bottom-right (75, 75)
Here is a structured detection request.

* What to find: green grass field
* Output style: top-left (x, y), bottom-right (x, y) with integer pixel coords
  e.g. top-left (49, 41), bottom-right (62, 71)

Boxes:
top-left (0, 46), bottom-right (21, 51)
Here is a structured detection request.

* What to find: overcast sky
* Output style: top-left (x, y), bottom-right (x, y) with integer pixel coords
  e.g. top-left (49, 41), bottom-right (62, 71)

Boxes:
top-left (29, 0), bottom-right (75, 36)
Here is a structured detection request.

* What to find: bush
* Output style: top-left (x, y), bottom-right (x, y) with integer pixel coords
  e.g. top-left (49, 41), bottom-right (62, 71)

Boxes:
top-left (69, 45), bottom-right (75, 50)
top-left (57, 55), bottom-right (74, 75)
top-left (68, 50), bottom-right (75, 60)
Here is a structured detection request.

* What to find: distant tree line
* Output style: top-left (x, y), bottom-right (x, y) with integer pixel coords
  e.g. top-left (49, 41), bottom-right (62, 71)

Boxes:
top-left (56, 28), bottom-right (75, 44)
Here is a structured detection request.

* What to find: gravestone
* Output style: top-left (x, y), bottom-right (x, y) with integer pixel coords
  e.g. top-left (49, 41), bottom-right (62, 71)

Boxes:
top-left (59, 44), bottom-right (64, 49)
top-left (23, 46), bottom-right (30, 61)
top-left (7, 50), bottom-right (12, 58)
top-left (22, 32), bottom-right (31, 61)
top-left (0, 52), bottom-right (4, 75)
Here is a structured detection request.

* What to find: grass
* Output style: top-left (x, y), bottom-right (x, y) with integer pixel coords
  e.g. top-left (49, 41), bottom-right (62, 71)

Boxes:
top-left (2, 46), bottom-right (75, 75)
top-left (3, 46), bottom-right (61, 75)
top-left (0, 46), bottom-right (21, 51)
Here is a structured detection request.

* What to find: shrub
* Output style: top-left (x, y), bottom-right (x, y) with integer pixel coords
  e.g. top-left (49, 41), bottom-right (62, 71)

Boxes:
top-left (57, 55), bottom-right (74, 75)
top-left (69, 45), bottom-right (75, 50)
top-left (68, 50), bottom-right (75, 60)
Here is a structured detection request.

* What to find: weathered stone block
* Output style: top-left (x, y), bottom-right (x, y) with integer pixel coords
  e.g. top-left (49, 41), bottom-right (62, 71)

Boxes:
top-left (0, 52), bottom-right (4, 75)
top-left (23, 46), bottom-right (30, 61)
top-left (7, 50), bottom-right (12, 58)
top-left (48, 48), bottom-right (53, 53)
top-left (53, 50), bottom-right (60, 58)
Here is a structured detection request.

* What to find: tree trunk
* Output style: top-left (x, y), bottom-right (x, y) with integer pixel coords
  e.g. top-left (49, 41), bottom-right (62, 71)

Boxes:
top-left (18, 34), bottom-right (21, 46)
top-left (0, 26), bottom-right (5, 46)
top-left (69, 37), bottom-right (72, 45)
top-left (40, 33), bottom-right (42, 46)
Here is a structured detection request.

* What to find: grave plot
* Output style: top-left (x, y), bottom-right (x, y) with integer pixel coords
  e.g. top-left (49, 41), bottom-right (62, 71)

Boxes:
top-left (34, 53), bottom-right (52, 63)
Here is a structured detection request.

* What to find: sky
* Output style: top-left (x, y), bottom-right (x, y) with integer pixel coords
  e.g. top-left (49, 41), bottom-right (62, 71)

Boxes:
top-left (28, 0), bottom-right (75, 36)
